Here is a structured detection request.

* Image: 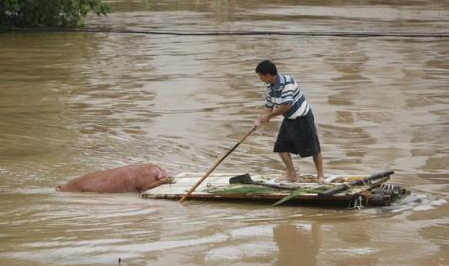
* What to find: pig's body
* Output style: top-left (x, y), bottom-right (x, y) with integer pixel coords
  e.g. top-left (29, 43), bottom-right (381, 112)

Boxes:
top-left (56, 164), bottom-right (170, 193)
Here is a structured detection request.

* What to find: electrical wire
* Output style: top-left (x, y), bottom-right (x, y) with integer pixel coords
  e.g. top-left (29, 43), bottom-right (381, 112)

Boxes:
top-left (3, 28), bottom-right (449, 38)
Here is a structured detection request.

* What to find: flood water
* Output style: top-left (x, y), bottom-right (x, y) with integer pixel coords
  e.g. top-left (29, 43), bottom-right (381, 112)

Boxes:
top-left (1, 0), bottom-right (448, 265)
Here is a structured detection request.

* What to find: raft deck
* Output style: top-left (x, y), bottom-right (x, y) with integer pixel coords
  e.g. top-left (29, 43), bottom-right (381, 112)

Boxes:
top-left (141, 172), bottom-right (399, 207)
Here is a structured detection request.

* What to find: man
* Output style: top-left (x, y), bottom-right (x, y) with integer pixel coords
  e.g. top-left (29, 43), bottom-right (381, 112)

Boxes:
top-left (254, 60), bottom-right (324, 184)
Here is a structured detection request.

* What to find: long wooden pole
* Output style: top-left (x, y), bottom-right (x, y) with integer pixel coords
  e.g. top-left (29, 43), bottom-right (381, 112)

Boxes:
top-left (179, 126), bottom-right (257, 203)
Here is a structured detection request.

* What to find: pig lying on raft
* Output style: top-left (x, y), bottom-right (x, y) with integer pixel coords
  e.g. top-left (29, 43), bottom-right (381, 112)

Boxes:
top-left (56, 163), bottom-right (172, 193)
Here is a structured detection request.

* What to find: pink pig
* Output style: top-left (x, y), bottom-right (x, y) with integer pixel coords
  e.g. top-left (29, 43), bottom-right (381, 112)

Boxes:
top-left (56, 164), bottom-right (171, 193)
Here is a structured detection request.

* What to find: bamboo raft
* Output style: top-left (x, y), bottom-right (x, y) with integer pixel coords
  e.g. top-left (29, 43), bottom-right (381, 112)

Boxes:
top-left (141, 170), bottom-right (409, 208)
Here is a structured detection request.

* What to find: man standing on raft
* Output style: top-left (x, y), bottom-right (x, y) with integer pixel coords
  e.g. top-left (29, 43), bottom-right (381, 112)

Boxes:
top-left (254, 60), bottom-right (325, 184)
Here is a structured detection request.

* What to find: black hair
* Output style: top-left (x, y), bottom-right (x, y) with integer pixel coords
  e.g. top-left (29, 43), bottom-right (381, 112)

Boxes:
top-left (255, 60), bottom-right (278, 75)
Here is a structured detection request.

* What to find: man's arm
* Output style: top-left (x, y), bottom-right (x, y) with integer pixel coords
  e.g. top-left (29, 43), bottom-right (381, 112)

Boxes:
top-left (267, 104), bottom-right (292, 119)
top-left (255, 103), bottom-right (292, 126)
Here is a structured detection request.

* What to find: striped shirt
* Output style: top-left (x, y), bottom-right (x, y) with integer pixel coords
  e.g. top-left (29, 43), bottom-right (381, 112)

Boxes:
top-left (265, 74), bottom-right (310, 119)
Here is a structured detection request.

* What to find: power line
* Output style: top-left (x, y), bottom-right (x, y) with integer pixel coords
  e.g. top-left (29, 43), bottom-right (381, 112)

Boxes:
top-left (3, 27), bottom-right (449, 38)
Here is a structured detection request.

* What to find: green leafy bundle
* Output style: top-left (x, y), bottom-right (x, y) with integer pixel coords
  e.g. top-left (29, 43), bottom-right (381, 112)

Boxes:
top-left (206, 185), bottom-right (278, 195)
top-left (272, 186), bottom-right (332, 206)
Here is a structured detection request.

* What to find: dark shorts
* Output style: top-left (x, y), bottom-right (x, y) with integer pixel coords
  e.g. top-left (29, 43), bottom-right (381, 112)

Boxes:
top-left (273, 111), bottom-right (321, 157)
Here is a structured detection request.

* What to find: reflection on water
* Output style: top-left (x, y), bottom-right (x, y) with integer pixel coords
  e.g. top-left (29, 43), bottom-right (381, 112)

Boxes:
top-left (0, 0), bottom-right (448, 265)
top-left (273, 222), bottom-right (321, 266)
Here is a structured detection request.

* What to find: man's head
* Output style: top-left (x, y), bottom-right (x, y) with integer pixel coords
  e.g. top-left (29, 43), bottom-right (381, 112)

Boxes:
top-left (255, 60), bottom-right (278, 84)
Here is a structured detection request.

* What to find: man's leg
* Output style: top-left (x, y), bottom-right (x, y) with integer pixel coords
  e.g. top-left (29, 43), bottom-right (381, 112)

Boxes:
top-left (279, 152), bottom-right (298, 180)
top-left (313, 153), bottom-right (324, 183)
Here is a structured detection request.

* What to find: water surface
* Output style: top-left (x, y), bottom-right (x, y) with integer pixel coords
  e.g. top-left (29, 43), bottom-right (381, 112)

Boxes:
top-left (0, 1), bottom-right (448, 265)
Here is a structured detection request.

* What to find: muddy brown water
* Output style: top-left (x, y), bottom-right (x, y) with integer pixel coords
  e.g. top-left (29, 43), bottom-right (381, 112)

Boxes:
top-left (0, 1), bottom-right (448, 265)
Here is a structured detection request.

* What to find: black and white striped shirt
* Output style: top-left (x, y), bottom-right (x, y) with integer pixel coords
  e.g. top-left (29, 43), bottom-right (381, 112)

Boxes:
top-left (265, 74), bottom-right (310, 119)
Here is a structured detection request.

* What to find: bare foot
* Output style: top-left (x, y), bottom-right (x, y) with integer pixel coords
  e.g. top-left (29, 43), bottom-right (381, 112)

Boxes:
top-left (275, 175), bottom-right (300, 183)
top-left (317, 176), bottom-right (326, 185)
